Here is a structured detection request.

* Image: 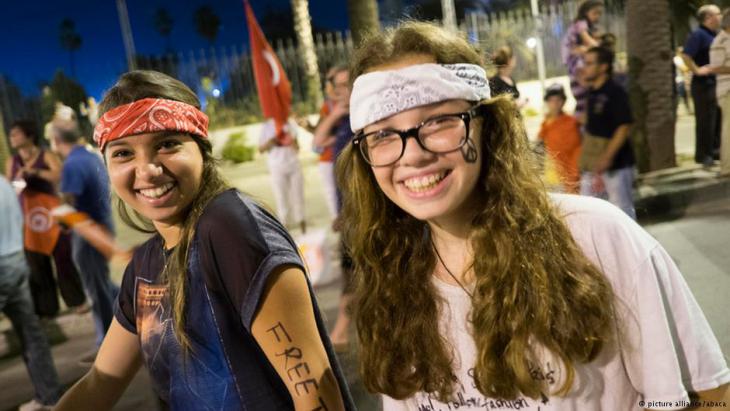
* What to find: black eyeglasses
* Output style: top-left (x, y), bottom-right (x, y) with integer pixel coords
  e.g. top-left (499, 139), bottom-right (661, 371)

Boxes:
top-left (353, 108), bottom-right (479, 167)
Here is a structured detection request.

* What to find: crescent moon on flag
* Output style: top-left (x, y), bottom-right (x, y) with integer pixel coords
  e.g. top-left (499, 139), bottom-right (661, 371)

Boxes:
top-left (263, 50), bottom-right (280, 86)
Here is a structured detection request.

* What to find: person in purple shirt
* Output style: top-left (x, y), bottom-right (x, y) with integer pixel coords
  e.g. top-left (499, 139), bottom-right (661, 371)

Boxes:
top-left (682, 4), bottom-right (723, 167)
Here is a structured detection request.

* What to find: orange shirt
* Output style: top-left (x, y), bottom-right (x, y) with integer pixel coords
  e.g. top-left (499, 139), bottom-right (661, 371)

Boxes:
top-left (538, 113), bottom-right (582, 193)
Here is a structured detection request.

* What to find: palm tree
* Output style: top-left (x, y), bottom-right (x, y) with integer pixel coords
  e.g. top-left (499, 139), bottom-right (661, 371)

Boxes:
top-left (291, 0), bottom-right (322, 109)
top-left (347, 0), bottom-right (380, 46)
top-left (154, 7), bottom-right (174, 52)
top-left (626, 0), bottom-right (676, 171)
top-left (0, 109), bottom-right (10, 173)
top-left (194, 5), bottom-right (221, 45)
top-left (59, 18), bottom-right (82, 78)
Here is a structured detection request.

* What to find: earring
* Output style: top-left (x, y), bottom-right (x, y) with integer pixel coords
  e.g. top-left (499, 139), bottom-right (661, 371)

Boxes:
top-left (461, 137), bottom-right (478, 163)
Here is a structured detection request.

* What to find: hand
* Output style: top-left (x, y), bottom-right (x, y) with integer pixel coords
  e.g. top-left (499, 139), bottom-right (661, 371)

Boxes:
top-left (593, 154), bottom-right (612, 175)
top-left (696, 65), bottom-right (712, 76)
top-left (330, 101), bottom-right (349, 120)
top-left (591, 173), bottom-right (605, 194)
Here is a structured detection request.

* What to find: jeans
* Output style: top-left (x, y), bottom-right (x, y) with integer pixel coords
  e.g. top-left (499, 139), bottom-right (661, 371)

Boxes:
top-left (71, 233), bottom-right (119, 347)
top-left (0, 251), bottom-right (62, 405)
top-left (580, 166), bottom-right (636, 220)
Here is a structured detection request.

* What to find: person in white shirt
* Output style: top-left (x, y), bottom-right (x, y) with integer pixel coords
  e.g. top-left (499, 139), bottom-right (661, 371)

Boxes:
top-left (337, 21), bottom-right (730, 410)
top-left (258, 118), bottom-right (306, 233)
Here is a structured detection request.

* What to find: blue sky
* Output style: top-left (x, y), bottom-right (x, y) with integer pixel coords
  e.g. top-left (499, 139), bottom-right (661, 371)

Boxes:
top-left (0, 0), bottom-right (350, 100)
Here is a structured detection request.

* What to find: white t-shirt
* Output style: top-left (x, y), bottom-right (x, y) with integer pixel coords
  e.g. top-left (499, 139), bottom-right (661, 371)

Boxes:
top-left (383, 194), bottom-right (730, 411)
top-left (259, 119), bottom-right (300, 171)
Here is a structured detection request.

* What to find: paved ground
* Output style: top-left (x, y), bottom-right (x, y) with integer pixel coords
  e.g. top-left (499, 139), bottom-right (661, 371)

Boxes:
top-left (0, 77), bottom-right (722, 410)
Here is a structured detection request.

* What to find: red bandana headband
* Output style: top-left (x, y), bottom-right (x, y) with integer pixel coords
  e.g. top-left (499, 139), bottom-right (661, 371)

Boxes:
top-left (93, 98), bottom-right (209, 151)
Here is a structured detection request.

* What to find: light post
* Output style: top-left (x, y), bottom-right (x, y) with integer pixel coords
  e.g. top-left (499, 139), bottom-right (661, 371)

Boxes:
top-left (530, 0), bottom-right (547, 94)
top-left (441, 0), bottom-right (458, 33)
top-left (116, 0), bottom-right (137, 71)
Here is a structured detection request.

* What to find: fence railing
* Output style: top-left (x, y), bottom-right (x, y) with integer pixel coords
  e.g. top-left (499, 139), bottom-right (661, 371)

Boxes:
top-left (1, 0), bottom-right (626, 132)
top-left (463, 0), bottom-right (626, 81)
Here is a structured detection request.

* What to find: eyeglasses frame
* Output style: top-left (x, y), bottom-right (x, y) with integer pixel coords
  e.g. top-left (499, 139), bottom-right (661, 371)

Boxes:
top-left (352, 107), bottom-right (481, 167)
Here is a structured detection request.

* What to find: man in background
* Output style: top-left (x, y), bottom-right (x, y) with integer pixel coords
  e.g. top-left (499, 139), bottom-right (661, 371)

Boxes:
top-left (579, 46), bottom-right (636, 219)
top-left (683, 4), bottom-right (723, 167)
top-left (51, 123), bottom-right (117, 353)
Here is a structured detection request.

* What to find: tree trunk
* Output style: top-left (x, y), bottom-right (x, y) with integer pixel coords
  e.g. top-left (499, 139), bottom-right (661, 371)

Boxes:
top-left (626, 0), bottom-right (677, 172)
top-left (291, 0), bottom-right (323, 111)
top-left (347, 0), bottom-right (380, 47)
top-left (0, 109), bottom-right (10, 174)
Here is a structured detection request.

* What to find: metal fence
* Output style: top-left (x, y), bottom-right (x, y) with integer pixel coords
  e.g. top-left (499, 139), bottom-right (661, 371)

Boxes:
top-left (463, 0), bottom-right (626, 81)
top-left (134, 30), bottom-right (354, 125)
top-left (1, 0), bottom-right (626, 132)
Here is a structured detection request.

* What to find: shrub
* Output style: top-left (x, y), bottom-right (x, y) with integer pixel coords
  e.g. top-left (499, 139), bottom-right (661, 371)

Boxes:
top-left (221, 131), bottom-right (255, 164)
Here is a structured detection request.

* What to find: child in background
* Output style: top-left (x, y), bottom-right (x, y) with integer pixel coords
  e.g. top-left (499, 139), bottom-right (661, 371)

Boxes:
top-left (538, 84), bottom-right (581, 193)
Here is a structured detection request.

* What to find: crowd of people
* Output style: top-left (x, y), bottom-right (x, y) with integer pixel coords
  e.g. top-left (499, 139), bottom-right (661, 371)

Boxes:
top-left (1, 1), bottom-right (730, 410)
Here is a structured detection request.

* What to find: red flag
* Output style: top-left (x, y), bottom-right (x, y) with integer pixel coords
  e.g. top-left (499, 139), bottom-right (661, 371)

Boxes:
top-left (244, 0), bottom-right (293, 145)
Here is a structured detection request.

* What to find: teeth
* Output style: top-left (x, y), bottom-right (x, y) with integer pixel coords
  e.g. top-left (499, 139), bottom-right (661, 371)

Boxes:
top-left (139, 182), bottom-right (174, 199)
top-left (403, 171), bottom-right (447, 192)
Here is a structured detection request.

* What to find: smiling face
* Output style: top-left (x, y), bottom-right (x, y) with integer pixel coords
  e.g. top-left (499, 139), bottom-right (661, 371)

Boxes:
top-left (105, 132), bottom-right (204, 228)
top-left (362, 55), bottom-right (483, 223)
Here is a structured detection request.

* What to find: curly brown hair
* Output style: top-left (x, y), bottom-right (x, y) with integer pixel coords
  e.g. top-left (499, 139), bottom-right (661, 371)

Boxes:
top-left (337, 21), bottom-right (616, 402)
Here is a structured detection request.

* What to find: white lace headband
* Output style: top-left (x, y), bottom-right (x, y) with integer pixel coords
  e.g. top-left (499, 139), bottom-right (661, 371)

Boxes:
top-left (349, 63), bottom-right (491, 132)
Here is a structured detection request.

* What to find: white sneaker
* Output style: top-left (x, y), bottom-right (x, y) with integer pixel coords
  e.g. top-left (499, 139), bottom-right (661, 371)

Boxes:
top-left (18, 398), bottom-right (54, 411)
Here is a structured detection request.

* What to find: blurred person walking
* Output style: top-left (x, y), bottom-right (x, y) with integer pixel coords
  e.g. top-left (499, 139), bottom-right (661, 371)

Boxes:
top-left (0, 175), bottom-right (63, 411)
top-left (709, 7), bottom-right (730, 176)
top-left (307, 65), bottom-right (349, 219)
top-left (258, 117), bottom-right (307, 233)
top-left (682, 4), bottom-right (723, 167)
top-left (489, 46), bottom-right (525, 107)
top-left (51, 123), bottom-right (118, 351)
top-left (578, 47), bottom-right (635, 219)
top-left (538, 84), bottom-right (581, 193)
top-left (561, 0), bottom-right (603, 123)
top-left (313, 67), bottom-right (355, 347)
top-left (5, 120), bottom-right (87, 318)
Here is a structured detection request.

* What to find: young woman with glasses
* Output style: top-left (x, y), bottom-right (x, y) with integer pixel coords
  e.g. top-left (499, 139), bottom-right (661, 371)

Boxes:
top-left (337, 21), bottom-right (730, 410)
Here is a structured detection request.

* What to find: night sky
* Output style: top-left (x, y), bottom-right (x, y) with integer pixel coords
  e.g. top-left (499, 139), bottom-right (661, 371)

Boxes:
top-left (0, 0), bottom-right (350, 100)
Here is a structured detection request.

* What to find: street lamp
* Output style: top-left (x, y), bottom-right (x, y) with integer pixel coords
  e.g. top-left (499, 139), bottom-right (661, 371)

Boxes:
top-left (530, 0), bottom-right (547, 94)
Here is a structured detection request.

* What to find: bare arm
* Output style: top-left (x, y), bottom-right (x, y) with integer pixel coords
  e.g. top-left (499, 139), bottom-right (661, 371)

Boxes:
top-left (708, 66), bottom-right (730, 74)
top-left (682, 53), bottom-right (712, 76)
top-left (578, 30), bottom-right (600, 49)
top-left (313, 104), bottom-right (347, 149)
top-left (252, 266), bottom-right (346, 411)
top-left (55, 319), bottom-right (143, 410)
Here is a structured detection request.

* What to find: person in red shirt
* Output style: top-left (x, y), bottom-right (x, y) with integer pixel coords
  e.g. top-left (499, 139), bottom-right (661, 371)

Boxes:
top-left (538, 84), bottom-right (582, 193)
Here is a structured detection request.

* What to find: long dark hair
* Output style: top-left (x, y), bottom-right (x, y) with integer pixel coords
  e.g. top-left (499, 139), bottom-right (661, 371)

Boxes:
top-left (98, 70), bottom-right (229, 353)
top-left (574, 0), bottom-right (604, 26)
top-left (338, 21), bottom-right (615, 402)
top-left (10, 120), bottom-right (41, 146)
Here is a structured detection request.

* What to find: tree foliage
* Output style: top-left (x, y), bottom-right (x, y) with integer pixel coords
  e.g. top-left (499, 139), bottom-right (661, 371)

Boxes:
top-left (194, 5), bottom-right (221, 45)
top-left (154, 8), bottom-right (174, 37)
top-left (59, 18), bottom-right (82, 77)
